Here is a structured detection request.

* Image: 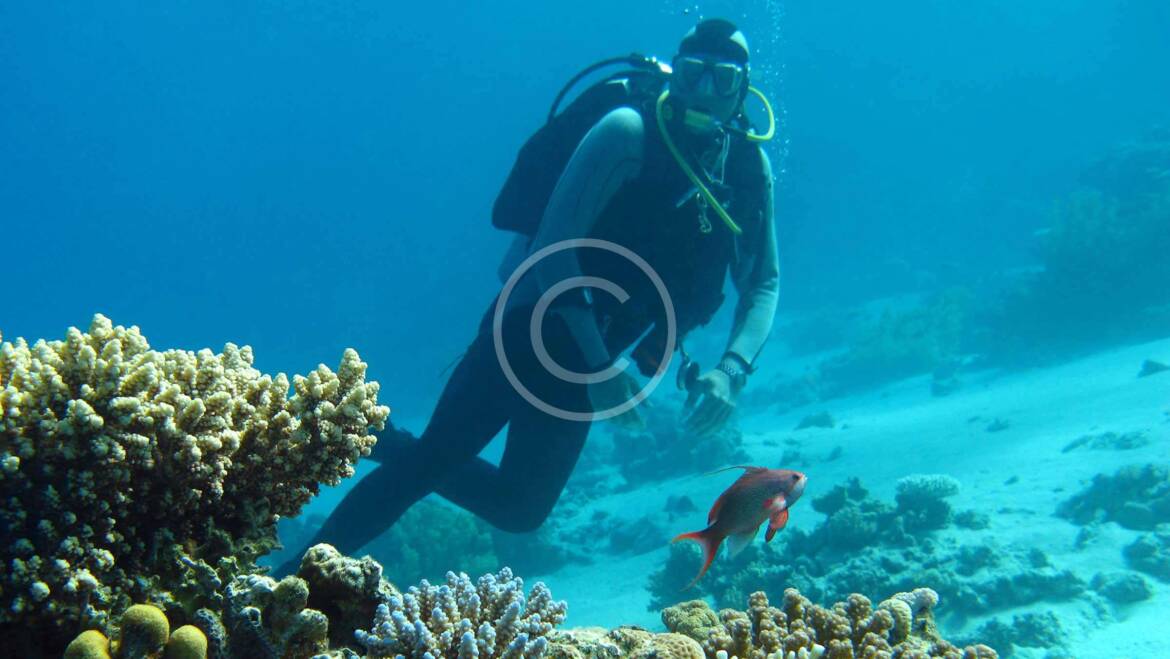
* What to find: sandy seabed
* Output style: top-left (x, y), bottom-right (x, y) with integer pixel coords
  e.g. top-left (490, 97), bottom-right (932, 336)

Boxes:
top-left (542, 336), bottom-right (1170, 659)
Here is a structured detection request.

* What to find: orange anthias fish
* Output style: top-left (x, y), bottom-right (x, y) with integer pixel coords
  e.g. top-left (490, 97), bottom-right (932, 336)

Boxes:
top-left (672, 466), bottom-right (808, 589)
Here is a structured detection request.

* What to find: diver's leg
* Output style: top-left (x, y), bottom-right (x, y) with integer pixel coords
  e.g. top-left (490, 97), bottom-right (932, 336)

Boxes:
top-left (274, 327), bottom-right (510, 575)
top-left (432, 313), bottom-right (593, 532)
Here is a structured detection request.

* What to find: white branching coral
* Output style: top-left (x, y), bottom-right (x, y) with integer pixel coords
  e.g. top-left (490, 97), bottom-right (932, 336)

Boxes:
top-left (356, 567), bottom-right (568, 658)
top-left (0, 315), bottom-right (390, 642)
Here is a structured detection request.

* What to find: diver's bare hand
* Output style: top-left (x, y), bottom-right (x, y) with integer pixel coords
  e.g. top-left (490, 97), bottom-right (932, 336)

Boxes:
top-left (684, 369), bottom-right (736, 436)
top-left (589, 371), bottom-right (648, 429)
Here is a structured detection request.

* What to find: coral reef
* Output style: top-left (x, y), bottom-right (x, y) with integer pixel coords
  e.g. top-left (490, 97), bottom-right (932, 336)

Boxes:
top-left (815, 290), bottom-right (972, 397)
top-left (895, 474), bottom-right (960, 532)
top-left (64, 602), bottom-right (211, 659)
top-left (166, 625), bottom-right (211, 659)
top-left (1056, 463), bottom-right (1170, 530)
top-left (221, 572), bottom-right (330, 658)
top-left (662, 588), bottom-right (997, 658)
top-left (119, 602), bottom-right (172, 657)
top-left (295, 544), bottom-right (399, 650)
top-left (55, 555), bottom-right (575, 659)
top-left (1089, 571), bottom-right (1152, 603)
top-left (547, 627), bottom-right (704, 658)
top-left (1060, 430), bottom-right (1150, 453)
top-left (355, 567), bottom-right (567, 658)
top-left (649, 477), bottom-right (1084, 622)
top-left (64, 629), bottom-right (112, 659)
top-left (986, 130), bottom-right (1170, 359)
top-left (1122, 528), bottom-right (1170, 581)
top-left (965, 612), bottom-right (1063, 657)
top-left (0, 315), bottom-right (390, 653)
top-left (365, 499), bottom-right (500, 586)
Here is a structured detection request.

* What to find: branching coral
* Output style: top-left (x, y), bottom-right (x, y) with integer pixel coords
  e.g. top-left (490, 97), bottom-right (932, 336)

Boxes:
top-left (663, 589), bottom-right (997, 659)
top-left (895, 474), bottom-right (960, 532)
top-left (355, 567), bottom-right (567, 658)
top-left (0, 315), bottom-right (390, 651)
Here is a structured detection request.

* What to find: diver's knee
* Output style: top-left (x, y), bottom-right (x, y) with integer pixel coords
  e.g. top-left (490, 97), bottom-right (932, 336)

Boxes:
top-left (496, 500), bottom-right (556, 534)
top-left (495, 516), bottom-right (544, 534)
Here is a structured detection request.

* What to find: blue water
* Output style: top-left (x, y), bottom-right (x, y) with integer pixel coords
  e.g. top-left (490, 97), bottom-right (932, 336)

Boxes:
top-left (3, 1), bottom-right (1169, 657)
top-left (4, 0), bottom-right (1167, 409)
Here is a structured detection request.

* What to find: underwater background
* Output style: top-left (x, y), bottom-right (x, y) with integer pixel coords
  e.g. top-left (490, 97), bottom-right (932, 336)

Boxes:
top-left (3, 1), bottom-right (1169, 657)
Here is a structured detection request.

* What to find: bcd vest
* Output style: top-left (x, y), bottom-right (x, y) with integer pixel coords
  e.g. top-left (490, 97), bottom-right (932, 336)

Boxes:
top-left (580, 116), bottom-right (769, 365)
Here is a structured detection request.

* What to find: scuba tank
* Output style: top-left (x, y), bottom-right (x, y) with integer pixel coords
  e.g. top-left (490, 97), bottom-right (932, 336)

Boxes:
top-left (491, 54), bottom-right (671, 236)
top-left (491, 52), bottom-right (775, 237)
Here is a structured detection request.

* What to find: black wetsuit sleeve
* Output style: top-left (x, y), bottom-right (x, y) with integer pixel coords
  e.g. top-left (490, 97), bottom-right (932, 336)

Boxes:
top-left (525, 107), bottom-right (646, 370)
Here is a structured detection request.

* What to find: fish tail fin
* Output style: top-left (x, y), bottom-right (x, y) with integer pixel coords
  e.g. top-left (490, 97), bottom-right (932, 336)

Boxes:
top-left (671, 528), bottom-right (723, 590)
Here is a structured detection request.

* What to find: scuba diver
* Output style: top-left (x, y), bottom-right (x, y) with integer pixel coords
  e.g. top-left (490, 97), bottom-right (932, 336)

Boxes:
top-left (274, 18), bottom-right (779, 576)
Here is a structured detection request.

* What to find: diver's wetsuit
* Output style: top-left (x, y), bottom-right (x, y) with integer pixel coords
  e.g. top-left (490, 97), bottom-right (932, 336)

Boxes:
top-left (275, 106), bottom-right (779, 576)
top-left (293, 303), bottom-right (592, 567)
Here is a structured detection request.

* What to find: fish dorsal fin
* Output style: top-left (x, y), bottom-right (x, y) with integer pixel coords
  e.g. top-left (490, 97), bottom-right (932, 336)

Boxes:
top-left (702, 465), bottom-right (766, 477)
top-left (726, 527), bottom-right (758, 557)
top-left (705, 466), bottom-right (767, 524)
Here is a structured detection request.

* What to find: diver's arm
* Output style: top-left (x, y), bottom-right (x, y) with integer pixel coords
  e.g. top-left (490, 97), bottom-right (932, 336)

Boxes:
top-left (497, 234), bottom-right (529, 283)
top-left (725, 149), bottom-right (779, 370)
top-left (526, 107), bottom-right (645, 369)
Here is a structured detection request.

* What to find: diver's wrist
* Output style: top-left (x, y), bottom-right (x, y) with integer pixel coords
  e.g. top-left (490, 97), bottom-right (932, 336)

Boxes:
top-left (717, 354), bottom-right (749, 392)
top-left (720, 351), bottom-right (751, 372)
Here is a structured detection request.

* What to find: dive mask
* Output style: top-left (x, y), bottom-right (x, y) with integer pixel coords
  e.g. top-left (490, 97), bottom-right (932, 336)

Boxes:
top-left (672, 55), bottom-right (746, 98)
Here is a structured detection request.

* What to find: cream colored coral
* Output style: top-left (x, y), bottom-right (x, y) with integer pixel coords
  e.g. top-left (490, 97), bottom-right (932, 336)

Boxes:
top-left (549, 627), bottom-right (705, 659)
top-left (876, 597), bottom-right (912, 644)
top-left (666, 589), bottom-right (996, 659)
top-left (0, 315), bottom-right (389, 640)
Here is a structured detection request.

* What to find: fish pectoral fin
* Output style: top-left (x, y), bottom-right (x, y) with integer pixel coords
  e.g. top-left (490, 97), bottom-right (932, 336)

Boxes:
top-left (763, 494), bottom-right (788, 513)
top-left (726, 527), bottom-right (758, 557)
top-left (765, 508), bottom-right (790, 542)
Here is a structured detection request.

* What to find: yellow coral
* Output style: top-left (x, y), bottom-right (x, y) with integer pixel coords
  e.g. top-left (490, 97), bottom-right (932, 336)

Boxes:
top-left (661, 599), bottom-right (723, 643)
top-left (64, 629), bottom-right (112, 659)
top-left (163, 624), bottom-right (207, 659)
top-left (117, 603), bottom-right (170, 658)
top-left (648, 632), bottom-right (706, 659)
